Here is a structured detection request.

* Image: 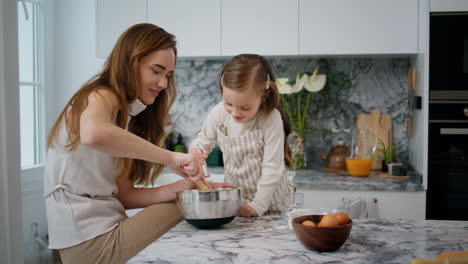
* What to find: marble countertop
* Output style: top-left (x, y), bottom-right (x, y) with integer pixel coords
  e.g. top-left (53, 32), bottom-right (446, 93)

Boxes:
top-left (292, 168), bottom-right (424, 192)
top-left (129, 215), bottom-right (468, 264)
top-left (186, 166), bottom-right (424, 192)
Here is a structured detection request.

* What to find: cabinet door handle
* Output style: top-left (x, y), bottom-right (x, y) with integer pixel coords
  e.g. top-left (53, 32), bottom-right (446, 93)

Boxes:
top-left (440, 128), bottom-right (468, 135)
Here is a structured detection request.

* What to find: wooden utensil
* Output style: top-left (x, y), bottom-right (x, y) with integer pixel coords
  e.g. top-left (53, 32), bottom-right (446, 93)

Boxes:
top-left (407, 68), bottom-right (417, 137)
top-left (410, 250), bottom-right (468, 264)
top-left (195, 180), bottom-right (210, 191)
top-left (356, 109), bottom-right (392, 169)
top-left (408, 68), bottom-right (417, 93)
top-left (195, 144), bottom-right (211, 191)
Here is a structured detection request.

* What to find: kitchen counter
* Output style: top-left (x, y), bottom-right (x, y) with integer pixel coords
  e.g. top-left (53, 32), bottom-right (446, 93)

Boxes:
top-left (292, 167), bottom-right (424, 192)
top-left (128, 215), bottom-right (468, 264)
top-left (180, 166), bottom-right (424, 192)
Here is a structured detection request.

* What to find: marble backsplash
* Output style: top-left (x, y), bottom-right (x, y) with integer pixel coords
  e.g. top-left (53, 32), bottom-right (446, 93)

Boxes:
top-left (171, 56), bottom-right (410, 168)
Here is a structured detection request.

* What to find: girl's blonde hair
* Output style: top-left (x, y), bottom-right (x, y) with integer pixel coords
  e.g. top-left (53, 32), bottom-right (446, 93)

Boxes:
top-left (47, 23), bottom-right (177, 186)
top-left (219, 54), bottom-right (294, 168)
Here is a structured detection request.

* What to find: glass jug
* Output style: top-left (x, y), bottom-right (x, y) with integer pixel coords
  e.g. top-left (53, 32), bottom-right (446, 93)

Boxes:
top-left (346, 128), bottom-right (378, 177)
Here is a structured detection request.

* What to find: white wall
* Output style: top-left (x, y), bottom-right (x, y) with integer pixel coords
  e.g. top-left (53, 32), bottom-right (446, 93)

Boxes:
top-left (54, 0), bottom-right (104, 110)
top-left (0, 0), bottom-right (24, 263)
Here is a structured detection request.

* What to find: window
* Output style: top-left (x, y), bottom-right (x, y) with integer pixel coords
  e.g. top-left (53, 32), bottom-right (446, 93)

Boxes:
top-left (17, 0), bottom-right (43, 168)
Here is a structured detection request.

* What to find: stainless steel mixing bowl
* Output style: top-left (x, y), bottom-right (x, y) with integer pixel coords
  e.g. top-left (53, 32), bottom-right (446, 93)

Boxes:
top-left (176, 187), bottom-right (242, 229)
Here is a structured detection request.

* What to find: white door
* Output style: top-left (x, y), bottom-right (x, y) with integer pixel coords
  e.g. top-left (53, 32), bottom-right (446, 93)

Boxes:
top-left (96, 0), bottom-right (147, 58)
top-left (299, 0), bottom-right (418, 55)
top-left (148, 0), bottom-right (221, 57)
top-left (222, 0), bottom-right (299, 56)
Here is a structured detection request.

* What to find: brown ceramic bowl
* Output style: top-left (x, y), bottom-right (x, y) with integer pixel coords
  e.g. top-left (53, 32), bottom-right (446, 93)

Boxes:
top-left (292, 215), bottom-right (352, 252)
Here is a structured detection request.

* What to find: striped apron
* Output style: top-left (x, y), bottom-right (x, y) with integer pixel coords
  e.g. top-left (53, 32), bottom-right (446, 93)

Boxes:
top-left (217, 115), bottom-right (293, 215)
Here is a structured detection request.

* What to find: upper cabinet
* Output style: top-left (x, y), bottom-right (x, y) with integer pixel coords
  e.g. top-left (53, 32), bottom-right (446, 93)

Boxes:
top-left (96, 0), bottom-right (420, 58)
top-left (96, 0), bottom-right (146, 58)
top-left (147, 0), bottom-right (221, 57)
top-left (221, 0), bottom-right (299, 56)
top-left (430, 0), bottom-right (468, 12)
top-left (299, 0), bottom-right (419, 55)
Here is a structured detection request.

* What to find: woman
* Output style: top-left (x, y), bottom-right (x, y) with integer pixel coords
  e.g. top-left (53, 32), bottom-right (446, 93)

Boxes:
top-left (44, 23), bottom-right (228, 264)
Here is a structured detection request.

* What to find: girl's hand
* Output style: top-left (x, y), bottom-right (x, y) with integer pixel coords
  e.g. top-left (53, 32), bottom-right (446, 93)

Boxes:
top-left (175, 180), bottom-right (232, 192)
top-left (238, 203), bottom-right (259, 217)
top-left (207, 182), bottom-right (231, 189)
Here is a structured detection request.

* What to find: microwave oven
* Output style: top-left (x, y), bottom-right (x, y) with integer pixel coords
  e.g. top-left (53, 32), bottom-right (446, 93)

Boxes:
top-left (430, 12), bottom-right (468, 100)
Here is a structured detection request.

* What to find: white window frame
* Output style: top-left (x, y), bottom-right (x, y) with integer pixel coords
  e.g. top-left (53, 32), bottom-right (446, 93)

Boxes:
top-left (17, 0), bottom-right (45, 169)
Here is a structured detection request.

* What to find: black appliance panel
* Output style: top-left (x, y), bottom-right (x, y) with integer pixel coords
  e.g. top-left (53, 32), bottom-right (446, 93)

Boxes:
top-left (430, 13), bottom-right (468, 91)
top-left (427, 115), bottom-right (468, 220)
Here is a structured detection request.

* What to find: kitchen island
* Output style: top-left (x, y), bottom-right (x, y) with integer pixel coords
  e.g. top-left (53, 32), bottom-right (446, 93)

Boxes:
top-left (128, 215), bottom-right (468, 264)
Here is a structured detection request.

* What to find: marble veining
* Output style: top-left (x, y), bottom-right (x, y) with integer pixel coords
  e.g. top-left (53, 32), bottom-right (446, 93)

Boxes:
top-left (128, 215), bottom-right (468, 264)
top-left (172, 57), bottom-right (412, 168)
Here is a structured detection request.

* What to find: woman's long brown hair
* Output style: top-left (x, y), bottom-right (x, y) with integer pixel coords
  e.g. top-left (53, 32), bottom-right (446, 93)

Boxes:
top-left (47, 23), bottom-right (177, 186)
top-left (219, 54), bottom-right (294, 168)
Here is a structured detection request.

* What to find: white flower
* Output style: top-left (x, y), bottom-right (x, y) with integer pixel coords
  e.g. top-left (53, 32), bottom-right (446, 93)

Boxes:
top-left (304, 68), bottom-right (326, 92)
top-left (277, 78), bottom-right (294, 94)
top-left (292, 72), bottom-right (308, 93)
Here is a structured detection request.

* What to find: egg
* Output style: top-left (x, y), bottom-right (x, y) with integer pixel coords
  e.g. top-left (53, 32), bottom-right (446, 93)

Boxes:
top-left (335, 212), bottom-right (350, 225)
top-left (302, 220), bottom-right (316, 227)
top-left (318, 214), bottom-right (339, 227)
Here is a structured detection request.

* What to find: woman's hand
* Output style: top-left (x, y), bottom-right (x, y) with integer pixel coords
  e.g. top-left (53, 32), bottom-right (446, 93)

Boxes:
top-left (238, 203), bottom-right (259, 217)
top-left (170, 152), bottom-right (204, 182)
top-left (188, 146), bottom-right (208, 162)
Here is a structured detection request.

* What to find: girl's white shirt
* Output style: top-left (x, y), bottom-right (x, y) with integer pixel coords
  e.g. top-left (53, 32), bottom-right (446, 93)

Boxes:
top-left (43, 99), bottom-right (147, 249)
top-left (191, 102), bottom-right (292, 215)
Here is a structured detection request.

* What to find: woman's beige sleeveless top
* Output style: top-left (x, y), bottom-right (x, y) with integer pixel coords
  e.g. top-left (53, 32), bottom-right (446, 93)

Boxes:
top-left (44, 100), bottom-right (146, 249)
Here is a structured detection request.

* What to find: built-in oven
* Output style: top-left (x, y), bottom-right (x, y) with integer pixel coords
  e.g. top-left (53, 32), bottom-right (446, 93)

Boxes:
top-left (427, 99), bottom-right (468, 220)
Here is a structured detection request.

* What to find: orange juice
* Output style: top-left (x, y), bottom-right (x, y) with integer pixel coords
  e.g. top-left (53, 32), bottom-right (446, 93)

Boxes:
top-left (345, 159), bottom-right (373, 177)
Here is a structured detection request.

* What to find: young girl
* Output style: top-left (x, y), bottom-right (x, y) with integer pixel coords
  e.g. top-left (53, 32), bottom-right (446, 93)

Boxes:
top-left (44, 23), bottom-right (227, 264)
top-left (189, 54), bottom-right (294, 217)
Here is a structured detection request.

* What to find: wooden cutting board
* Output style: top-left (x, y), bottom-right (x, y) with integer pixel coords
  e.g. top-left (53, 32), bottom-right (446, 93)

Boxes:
top-left (355, 109), bottom-right (392, 169)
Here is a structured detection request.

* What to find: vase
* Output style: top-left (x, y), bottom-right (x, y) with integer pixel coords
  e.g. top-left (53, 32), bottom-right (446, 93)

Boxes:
top-left (289, 133), bottom-right (306, 169)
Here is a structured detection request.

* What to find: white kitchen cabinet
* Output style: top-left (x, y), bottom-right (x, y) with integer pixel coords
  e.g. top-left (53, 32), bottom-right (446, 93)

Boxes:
top-left (299, 0), bottom-right (419, 55)
top-left (147, 0), bottom-right (221, 57)
top-left (221, 0), bottom-right (299, 56)
top-left (96, 0), bottom-right (147, 59)
top-left (430, 0), bottom-right (468, 12)
top-left (297, 189), bottom-right (426, 220)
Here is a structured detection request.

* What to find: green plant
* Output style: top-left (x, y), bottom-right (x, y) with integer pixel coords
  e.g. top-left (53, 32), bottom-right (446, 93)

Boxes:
top-left (378, 139), bottom-right (399, 163)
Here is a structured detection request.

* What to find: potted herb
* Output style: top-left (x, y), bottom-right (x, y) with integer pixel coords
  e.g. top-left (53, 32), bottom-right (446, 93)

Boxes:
top-left (377, 140), bottom-right (399, 173)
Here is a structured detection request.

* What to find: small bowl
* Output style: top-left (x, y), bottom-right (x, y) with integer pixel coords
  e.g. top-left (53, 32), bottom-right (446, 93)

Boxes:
top-left (292, 215), bottom-right (352, 252)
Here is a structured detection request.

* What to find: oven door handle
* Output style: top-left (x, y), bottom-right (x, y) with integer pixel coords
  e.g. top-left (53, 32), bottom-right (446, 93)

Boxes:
top-left (440, 128), bottom-right (468, 135)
